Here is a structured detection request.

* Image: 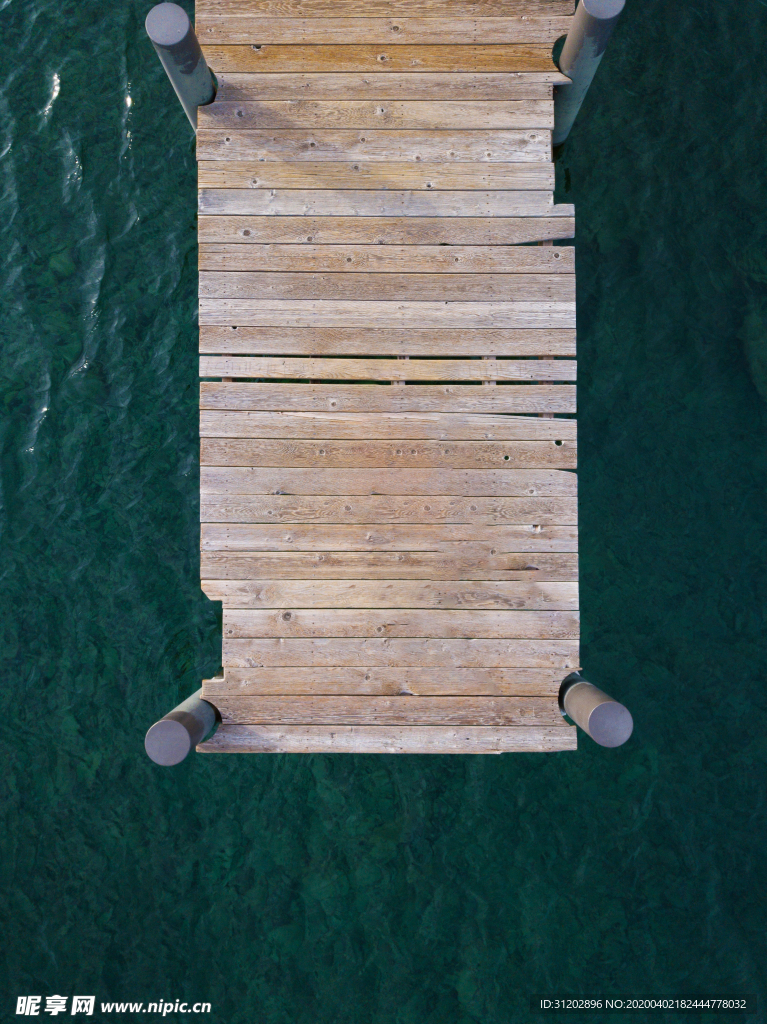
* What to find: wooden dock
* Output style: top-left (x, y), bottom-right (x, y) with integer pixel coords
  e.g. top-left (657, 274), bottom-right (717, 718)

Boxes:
top-left (195, 0), bottom-right (579, 755)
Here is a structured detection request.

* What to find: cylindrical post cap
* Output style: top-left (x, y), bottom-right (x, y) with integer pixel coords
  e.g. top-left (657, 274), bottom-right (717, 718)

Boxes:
top-left (587, 700), bottom-right (634, 747)
top-left (145, 3), bottom-right (191, 47)
top-left (581, 0), bottom-right (626, 18)
top-left (145, 717), bottom-right (194, 766)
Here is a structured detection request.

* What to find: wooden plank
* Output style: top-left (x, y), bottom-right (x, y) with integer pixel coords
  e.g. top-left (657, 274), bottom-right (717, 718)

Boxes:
top-left (199, 327), bottom-right (576, 356)
top-left (198, 161), bottom-right (557, 191)
top-left (204, 551), bottom-right (579, 580)
top-left (200, 356), bottom-right (576, 382)
top-left (200, 437), bottom-right (576, 469)
top-left (196, 0), bottom-right (575, 18)
top-left (212, 72), bottom-right (569, 101)
top-left (222, 636), bottom-right (579, 667)
top-left (200, 382), bottom-right (576, 413)
top-left (200, 495), bottom-right (578, 524)
top-left (199, 245), bottom-right (572, 274)
top-left (204, 666), bottom-right (564, 695)
top-left (199, 300), bottom-right (575, 329)
top-left (200, 45), bottom-right (559, 74)
top-left (199, 99), bottom-right (553, 130)
top-left (196, 129), bottom-right (550, 162)
top-left (199, 273), bottom-right (574, 303)
top-left (197, 724), bottom-right (577, 754)
top-left (212, 694), bottom-right (564, 725)
top-left (198, 191), bottom-right (569, 218)
top-left (195, 17), bottom-right (573, 46)
top-left (200, 579), bottom-right (579, 609)
top-left (201, 465), bottom-right (576, 495)
top-left (199, 411), bottom-right (577, 439)
top-left (198, 215), bottom-right (574, 245)
top-left (224, 608), bottom-right (579, 638)
top-left (202, 523), bottom-right (578, 550)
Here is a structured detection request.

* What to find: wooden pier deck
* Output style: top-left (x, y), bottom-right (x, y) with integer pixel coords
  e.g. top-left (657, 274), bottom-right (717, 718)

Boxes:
top-left (195, 0), bottom-right (579, 755)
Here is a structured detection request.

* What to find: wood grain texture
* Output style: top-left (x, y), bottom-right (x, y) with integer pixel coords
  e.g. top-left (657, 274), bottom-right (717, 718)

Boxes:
top-left (200, 382), bottom-right (577, 413)
top-left (195, 17), bottom-right (573, 46)
top-left (222, 636), bottom-right (579, 667)
top-left (199, 299), bottom-right (575, 328)
top-left (200, 465), bottom-right (576, 494)
top-left (198, 190), bottom-right (569, 218)
top-left (200, 438), bottom-right (575, 470)
top-left (213, 694), bottom-right (564, 725)
top-left (199, 245), bottom-right (572, 275)
top-left (198, 215), bottom-right (574, 244)
top-left (203, 667), bottom-right (564, 695)
top-left (202, 523), bottom-right (578, 550)
top-left (196, 128), bottom-right (550, 162)
top-left (199, 99), bottom-right (553, 130)
top-left (212, 72), bottom-right (569, 101)
top-left (199, 327), bottom-right (576, 356)
top-left (197, 724), bottom-right (576, 754)
top-left (198, 273), bottom-right (574, 303)
top-left (204, 551), bottom-right (578, 580)
top-left (200, 44), bottom-right (559, 74)
top-left (200, 494), bottom-right (578, 524)
top-left (199, 411), bottom-right (576, 439)
top-left (200, 579), bottom-right (579, 609)
top-left (197, 161), bottom-right (557, 190)
top-left (223, 608), bottom-right (579, 638)
top-left (196, 0), bottom-right (575, 17)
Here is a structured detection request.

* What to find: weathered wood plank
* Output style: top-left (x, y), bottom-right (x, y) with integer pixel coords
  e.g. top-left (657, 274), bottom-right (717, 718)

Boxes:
top-left (197, 723), bottom-right (577, 754)
top-left (199, 99), bottom-right (553, 130)
top-left (198, 215), bottom-right (574, 245)
top-left (200, 358), bottom-right (575, 384)
top-left (212, 72), bottom-right (569, 101)
top-left (198, 162), bottom-right (558, 192)
top-left (223, 636), bottom-right (579, 667)
top-left (199, 245), bottom-right (572, 276)
top-left (213, 694), bottom-right (564, 725)
top-left (202, 523), bottom-right (578, 550)
top-left (205, 551), bottom-right (579, 580)
top-left (196, 17), bottom-right (573, 46)
top-left (200, 465), bottom-right (576, 495)
top-left (196, 0), bottom-right (575, 18)
top-left (200, 579), bottom-right (579, 609)
top-left (196, 129), bottom-right (550, 162)
top-left (200, 494), bottom-right (578, 524)
top-left (200, 437), bottom-right (576, 469)
top-left (199, 327), bottom-right (576, 356)
top-left (199, 300), bottom-right (575, 329)
top-left (200, 411), bottom-right (577, 440)
top-left (204, 666), bottom-right (564, 695)
top-left (224, 608), bottom-right (579, 638)
top-left (200, 356), bottom-right (575, 383)
top-left (198, 273), bottom-right (574, 303)
top-left (200, 45), bottom-right (559, 74)
top-left (198, 190), bottom-right (569, 218)
top-left (200, 382), bottom-right (577, 413)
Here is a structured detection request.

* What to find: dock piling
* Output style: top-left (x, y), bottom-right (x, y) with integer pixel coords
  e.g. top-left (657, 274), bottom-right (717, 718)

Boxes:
top-left (145, 688), bottom-right (218, 765)
top-left (559, 673), bottom-right (633, 747)
top-left (553, 0), bottom-right (626, 146)
top-left (145, 3), bottom-right (215, 129)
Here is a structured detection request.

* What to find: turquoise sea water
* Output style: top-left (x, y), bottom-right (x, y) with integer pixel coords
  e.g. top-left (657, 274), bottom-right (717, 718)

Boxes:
top-left (2, 0), bottom-right (767, 1020)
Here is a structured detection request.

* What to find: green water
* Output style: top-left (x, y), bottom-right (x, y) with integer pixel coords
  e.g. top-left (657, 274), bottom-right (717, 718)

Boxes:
top-left (1, 0), bottom-right (766, 1020)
